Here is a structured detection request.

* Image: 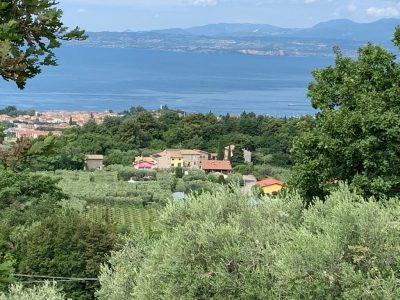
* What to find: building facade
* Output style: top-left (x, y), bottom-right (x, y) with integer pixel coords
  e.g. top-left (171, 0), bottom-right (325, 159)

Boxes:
top-left (85, 155), bottom-right (104, 171)
top-left (149, 149), bottom-right (210, 170)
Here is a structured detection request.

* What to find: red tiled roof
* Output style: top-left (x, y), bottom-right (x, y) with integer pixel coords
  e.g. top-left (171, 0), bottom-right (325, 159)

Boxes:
top-left (181, 149), bottom-right (208, 155)
top-left (164, 150), bottom-right (183, 158)
top-left (257, 178), bottom-right (284, 188)
top-left (134, 156), bottom-right (156, 164)
top-left (201, 160), bottom-right (232, 171)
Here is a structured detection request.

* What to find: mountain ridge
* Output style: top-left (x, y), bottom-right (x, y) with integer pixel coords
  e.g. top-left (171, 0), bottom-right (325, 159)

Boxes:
top-left (142, 18), bottom-right (399, 42)
top-left (71, 18), bottom-right (399, 58)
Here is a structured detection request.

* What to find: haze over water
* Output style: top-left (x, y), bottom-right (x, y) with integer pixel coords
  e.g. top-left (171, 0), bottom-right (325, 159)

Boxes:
top-left (0, 46), bottom-right (332, 116)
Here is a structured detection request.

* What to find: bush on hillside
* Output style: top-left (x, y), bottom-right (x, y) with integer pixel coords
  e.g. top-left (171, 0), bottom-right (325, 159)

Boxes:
top-left (98, 185), bottom-right (400, 299)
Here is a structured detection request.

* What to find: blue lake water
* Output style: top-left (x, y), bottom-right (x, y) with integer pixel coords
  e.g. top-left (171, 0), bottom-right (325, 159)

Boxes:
top-left (0, 47), bottom-right (333, 116)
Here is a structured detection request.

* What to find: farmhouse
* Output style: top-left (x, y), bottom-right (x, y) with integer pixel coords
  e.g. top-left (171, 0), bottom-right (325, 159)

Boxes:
top-left (201, 160), bottom-right (233, 174)
top-left (85, 155), bottom-right (104, 171)
top-left (180, 149), bottom-right (209, 168)
top-left (150, 149), bottom-right (209, 170)
top-left (133, 156), bottom-right (157, 170)
top-left (257, 177), bottom-right (284, 195)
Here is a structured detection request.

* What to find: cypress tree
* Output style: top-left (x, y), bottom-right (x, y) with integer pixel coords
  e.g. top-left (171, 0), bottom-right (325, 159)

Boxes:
top-left (217, 142), bottom-right (224, 160)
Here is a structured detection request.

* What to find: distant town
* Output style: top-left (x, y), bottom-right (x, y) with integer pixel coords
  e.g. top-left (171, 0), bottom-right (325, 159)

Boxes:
top-left (1, 110), bottom-right (117, 139)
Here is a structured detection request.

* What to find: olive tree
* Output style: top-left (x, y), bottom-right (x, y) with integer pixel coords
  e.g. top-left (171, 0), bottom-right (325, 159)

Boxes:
top-left (0, 282), bottom-right (66, 300)
top-left (98, 186), bottom-right (400, 299)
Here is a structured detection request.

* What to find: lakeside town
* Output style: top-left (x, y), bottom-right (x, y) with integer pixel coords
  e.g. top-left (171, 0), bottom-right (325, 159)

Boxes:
top-left (0, 106), bottom-right (284, 196)
top-left (2, 0), bottom-right (400, 297)
top-left (0, 109), bottom-right (118, 139)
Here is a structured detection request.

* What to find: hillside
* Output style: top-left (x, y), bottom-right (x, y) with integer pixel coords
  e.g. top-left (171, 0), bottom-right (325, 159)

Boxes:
top-left (69, 19), bottom-right (398, 57)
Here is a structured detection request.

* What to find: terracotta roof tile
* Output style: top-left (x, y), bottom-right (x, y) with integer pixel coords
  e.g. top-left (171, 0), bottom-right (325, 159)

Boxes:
top-left (134, 156), bottom-right (156, 164)
top-left (201, 160), bottom-right (232, 171)
top-left (257, 177), bottom-right (284, 188)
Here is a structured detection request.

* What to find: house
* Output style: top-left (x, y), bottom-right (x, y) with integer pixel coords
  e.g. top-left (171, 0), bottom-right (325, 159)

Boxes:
top-left (149, 150), bottom-right (181, 169)
top-left (15, 129), bottom-right (49, 139)
top-left (224, 145), bottom-right (252, 163)
top-left (151, 152), bottom-right (171, 169)
top-left (257, 177), bottom-right (284, 195)
top-left (85, 155), bottom-right (104, 171)
top-left (133, 156), bottom-right (157, 170)
top-left (201, 160), bottom-right (233, 174)
top-left (151, 149), bottom-right (210, 170)
top-left (180, 149), bottom-right (209, 169)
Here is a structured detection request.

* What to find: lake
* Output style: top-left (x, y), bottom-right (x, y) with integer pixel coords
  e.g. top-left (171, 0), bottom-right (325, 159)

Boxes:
top-left (0, 47), bottom-right (333, 116)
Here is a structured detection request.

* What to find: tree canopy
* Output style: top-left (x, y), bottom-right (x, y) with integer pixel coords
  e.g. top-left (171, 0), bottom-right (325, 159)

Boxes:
top-left (98, 186), bottom-right (400, 299)
top-left (291, 28), bottom-right (400, 201)
top-left (0, 0), bottom-right (86, 88)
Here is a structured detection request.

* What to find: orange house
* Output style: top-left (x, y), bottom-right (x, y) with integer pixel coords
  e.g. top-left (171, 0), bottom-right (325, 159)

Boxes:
top-left (257, 177), bottom-right (284, 195)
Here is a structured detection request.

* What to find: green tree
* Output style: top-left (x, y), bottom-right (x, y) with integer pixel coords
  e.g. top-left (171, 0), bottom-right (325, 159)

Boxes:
top-left (217, 141), bottom-right (224, 160)
top-left (97, 235), bottom-right (154, 300)
top-left (0, 282), bottom-right (65, 300)
top-left (18, 213), bottom-right (117, 300)
top-left (0, 169), bottom-right (65, 210)
top-left (291, 29), bottom-right (400, 201)
top-left (175, 167), bottom-right (183, 179)
top-left (217, 174), bottom-right (226, 184)
top-left (98, 186), bottom-right (400, 299)
top-left (231, 145), bottom-right (244, 165)
top-left (0, 127), bottom-right (5, 144)
top-left (0, 0), bottom-right (86, 89)
top-left (104, 149), bottom-right (138, 166)
top-left (0, 260), bottom-right (14, 292)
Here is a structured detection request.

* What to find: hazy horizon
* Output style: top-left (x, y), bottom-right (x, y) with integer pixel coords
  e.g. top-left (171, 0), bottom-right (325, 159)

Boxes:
top-left (81, 17), bottom-right (399, 33)
top-left (60, 0), bottom-right (400, 32)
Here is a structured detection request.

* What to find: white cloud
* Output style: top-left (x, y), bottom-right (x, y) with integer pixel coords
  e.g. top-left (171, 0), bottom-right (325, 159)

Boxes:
top-left (366, 6), bottom-right (400, 17)
top-left (77, 8), bottom-right (86, 13)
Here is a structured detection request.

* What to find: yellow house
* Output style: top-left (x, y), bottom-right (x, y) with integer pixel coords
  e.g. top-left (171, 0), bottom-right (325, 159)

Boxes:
top-left (257, 177), bottom-right (284, 195)
top-left (168, 151), bottom-right (183, 168)
top-left (171, 157), bottom-right (183, 167)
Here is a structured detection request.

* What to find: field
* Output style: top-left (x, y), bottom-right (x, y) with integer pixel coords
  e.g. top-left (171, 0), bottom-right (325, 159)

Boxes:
top-left (85, 205), bottom-right (159, 234)
top-left (38, 170), bottom-right (173, 233)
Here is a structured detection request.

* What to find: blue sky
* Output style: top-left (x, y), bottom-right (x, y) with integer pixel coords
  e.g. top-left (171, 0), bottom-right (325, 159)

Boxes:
top-left (59, 0), bottom-right (400, 31)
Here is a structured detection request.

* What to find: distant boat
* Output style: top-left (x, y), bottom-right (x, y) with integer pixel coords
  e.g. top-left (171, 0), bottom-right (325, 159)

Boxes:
top-left (288, 104), bottom-right (309, 107)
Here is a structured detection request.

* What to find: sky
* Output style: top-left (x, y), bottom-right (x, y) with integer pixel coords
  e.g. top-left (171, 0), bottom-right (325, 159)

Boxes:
top-left (59, 0), bottom-right (400, 31)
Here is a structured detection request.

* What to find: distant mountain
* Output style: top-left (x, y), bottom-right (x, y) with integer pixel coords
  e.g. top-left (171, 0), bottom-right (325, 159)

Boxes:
top-left (285, 19), bottom-right (399, 43)
top-left (153, 23), bottom-right (295, 37)
top-left (72, 18), bottom-right (399, 58)
top-left (151, 18), bottom-right (399, 43)
top-left (186, 23), bottom-right (292, 37)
